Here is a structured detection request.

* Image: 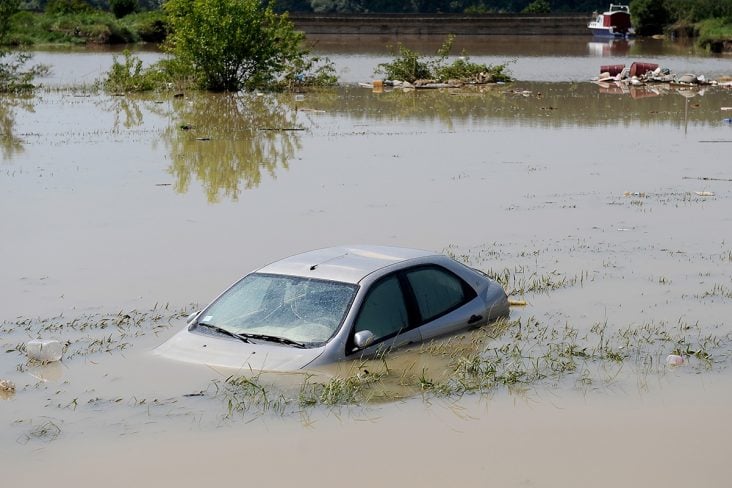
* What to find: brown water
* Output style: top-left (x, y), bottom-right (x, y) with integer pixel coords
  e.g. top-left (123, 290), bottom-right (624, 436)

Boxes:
top-left (30, 35), bottom-right (732, 86)
top-left (1, 43), bottom-right (732, 486)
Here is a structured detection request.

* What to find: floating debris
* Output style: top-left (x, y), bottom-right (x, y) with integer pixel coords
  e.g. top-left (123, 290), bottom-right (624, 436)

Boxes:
top-left (26, 339), bottom-right (63, 362)
top-left (594, 61), bottom-right (720, 97)
top-left (665, 354), bottom-right (684, 366)
top-left (695, 191), bottom-right (715, 197)
top-left (360, 76), bottom-right (504, 92)
top-left (0, 379), bottom-right (15, 393)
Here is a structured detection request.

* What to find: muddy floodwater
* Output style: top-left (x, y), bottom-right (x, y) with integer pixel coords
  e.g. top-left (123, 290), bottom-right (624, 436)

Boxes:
top-left (2, 37), bottom-right (732, 487)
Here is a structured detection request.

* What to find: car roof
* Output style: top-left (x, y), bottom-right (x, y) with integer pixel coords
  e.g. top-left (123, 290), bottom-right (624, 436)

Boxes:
top-left (256, 245), bottom-right (438, 284)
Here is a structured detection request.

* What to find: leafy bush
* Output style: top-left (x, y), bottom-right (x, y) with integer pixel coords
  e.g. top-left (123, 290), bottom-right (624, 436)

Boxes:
top-left (435, 56), bottom-right (513, 83)
top-left (46, 0), bottom-right (94, 15)
top-left (1, 0), bottom-right (48, 92)
top-left (522, 0), bottom-right (550, 13)
top-left (103, 49), bottom-right (169, 92)
top-left (164, 0), bottom-right (332, 91)
top-left (0, 51), bottom-right (49, 92)
top-left (377, 35), bottom-right (513, 83)
top-left (376, 44), bottom-right (432, 82)
top-left (277, 55), bottom-right (338, 90)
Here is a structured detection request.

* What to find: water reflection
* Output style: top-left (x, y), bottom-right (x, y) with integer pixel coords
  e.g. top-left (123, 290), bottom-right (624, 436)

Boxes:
top-left (164, 93), bottom-right (303, 202)
top-left (313, 83), bottom-right (727, 129)
top-left (0, 96), bottom-right (33, 161)
top-left (94, 83), bottom-right (729, 204)
top-left (105, 96), bottom-right (146, 130)
top-left (587, 39), bottom-right (634, 57)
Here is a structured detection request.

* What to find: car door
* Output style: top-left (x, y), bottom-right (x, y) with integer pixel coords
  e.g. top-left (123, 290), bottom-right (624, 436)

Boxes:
top-left (403, 265), bottom-right (482, 341)
top-left (347, 273), bottom-right (422, 358)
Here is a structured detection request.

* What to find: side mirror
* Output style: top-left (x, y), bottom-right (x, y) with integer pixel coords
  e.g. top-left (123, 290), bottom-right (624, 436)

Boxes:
top-left (186, 311), bottom-right (201, 324)
top-left (353, 330), bottom-right (375, 349)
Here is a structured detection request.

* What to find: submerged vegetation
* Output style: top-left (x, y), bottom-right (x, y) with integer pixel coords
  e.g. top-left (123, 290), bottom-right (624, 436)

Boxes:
top-left (8, 308), bottom-right (727, 418)
top-left (377, 35), bottom-right (513, 84)
top-left (205, 313), bottom-right (732, 418)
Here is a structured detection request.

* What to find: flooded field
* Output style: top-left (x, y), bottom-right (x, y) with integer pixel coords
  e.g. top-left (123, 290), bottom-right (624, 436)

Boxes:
top-left (2, 38), bottom-right (732, 486)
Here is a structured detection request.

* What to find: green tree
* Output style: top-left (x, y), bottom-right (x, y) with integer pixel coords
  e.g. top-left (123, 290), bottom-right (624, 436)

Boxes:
top-left (1, 0), bottom-right (21, 38)
top-left (110, 0), bottom-right (137, 17)
top-left (522, 0), bottom-right (551, 13)
top-left (45, 0), bottom-right (94, 14)
top-left (1, 0), bottom-right (48, 92)
top-left (164, 0), bottom-right (310, 91)
top-left (630, 0), bottom-right (671, 35)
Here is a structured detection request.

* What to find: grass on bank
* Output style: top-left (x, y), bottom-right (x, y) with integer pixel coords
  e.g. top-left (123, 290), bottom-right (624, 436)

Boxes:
top-left (696, 17), bottom-right (732, 50)
top-left (6, 10), bottom-right (166, 46)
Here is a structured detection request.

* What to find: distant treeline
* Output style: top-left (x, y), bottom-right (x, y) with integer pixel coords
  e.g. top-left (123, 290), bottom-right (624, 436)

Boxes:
top-left (18, 0), bottom-right (615, 14)
top-left (12, 0), bottom-right (732, 44)
top-left (19, 0), bottom-right (732, 17)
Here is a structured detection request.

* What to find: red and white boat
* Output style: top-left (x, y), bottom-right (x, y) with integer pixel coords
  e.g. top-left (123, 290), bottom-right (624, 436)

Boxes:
top-left (588, 4), bottom-right (635, 38)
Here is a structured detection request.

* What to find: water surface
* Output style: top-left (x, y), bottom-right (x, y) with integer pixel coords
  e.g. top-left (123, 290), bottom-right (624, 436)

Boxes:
top-left (1, 43), bottom-right (732, 487)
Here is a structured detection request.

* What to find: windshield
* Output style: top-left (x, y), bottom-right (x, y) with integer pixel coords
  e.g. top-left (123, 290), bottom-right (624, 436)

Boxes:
top-left (197, 273), bottom-right (358, 346)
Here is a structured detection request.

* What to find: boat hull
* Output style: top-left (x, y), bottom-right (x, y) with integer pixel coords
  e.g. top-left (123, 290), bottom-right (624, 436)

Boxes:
top-left (589, 26), bottom-right (633, 38)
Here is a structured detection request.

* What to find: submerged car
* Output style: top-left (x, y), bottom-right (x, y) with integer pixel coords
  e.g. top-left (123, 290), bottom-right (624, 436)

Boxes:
top-left (155, 245), bottom-right (509, 371)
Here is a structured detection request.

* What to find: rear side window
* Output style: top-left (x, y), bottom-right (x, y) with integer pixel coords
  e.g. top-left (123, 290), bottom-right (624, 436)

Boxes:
top-left (405, 267), bottom-right (474, 323)
top-left (353, 275), bottom-right (408, 342)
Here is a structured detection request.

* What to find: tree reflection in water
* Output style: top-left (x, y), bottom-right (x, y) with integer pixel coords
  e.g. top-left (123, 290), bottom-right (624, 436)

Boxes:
top-left (0, 95), bottom-right (33, 161)
top-left (165, 92), bottom-right (302, 203)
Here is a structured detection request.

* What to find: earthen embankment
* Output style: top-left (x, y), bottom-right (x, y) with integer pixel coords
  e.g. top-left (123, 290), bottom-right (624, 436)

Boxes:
top-left (290, 13), bottom-right (591, 36)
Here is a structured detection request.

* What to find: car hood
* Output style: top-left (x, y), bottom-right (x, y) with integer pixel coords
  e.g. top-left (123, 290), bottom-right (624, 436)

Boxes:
top-left (154, 327), bottom-right (325, 372)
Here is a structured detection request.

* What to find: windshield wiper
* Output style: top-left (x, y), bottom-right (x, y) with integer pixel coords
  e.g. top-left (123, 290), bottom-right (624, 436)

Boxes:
top-left (195, 323), bottom-right (252, 344)
top-left (237, 333), bottom-right (306, 349)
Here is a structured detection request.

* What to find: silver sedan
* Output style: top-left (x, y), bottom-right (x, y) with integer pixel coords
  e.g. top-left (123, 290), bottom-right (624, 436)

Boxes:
top-left (156, 245), bottom-right (509, 371)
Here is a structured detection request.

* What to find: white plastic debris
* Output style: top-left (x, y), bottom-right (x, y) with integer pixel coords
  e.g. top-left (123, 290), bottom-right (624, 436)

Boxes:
top-left (695, 191), bottom-right (715, 197)
top-left (26, 339), bottom-right (63, 362)
top-left (666, 354), bottom-right (684, 366)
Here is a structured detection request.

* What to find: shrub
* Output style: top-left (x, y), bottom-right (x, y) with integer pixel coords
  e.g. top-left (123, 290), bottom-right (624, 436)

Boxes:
top-left (377, 35), bottom-right (513, 84)
top-left (0, 51), bottom-right (49, 92)
top-left (522, 0), bottom-right (550, 13)
top-left (103, 49), bottom-right (169, 92)
top-left (1, 0), bottom-right (48, 92)
top-left (164, 0), bottom-right (323, 91)
top-left (46, 0), bottom-right (94, 15)
top-left (376, 44), bottom-right (432, 82)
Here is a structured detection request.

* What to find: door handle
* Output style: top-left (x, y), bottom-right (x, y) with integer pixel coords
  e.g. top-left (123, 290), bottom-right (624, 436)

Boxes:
top-left (468, 314), bottom-right (483, 325)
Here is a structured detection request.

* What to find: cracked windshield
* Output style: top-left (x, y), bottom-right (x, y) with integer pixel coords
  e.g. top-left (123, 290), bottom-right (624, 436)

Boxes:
top-left (1, 0), bottom-right (732, 486)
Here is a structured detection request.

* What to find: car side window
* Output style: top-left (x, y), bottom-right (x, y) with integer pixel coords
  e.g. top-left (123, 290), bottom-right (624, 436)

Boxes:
top-left (353, 275), bottom-right (408, 343)
top-left (405, 267), bottom-right (473, 323)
